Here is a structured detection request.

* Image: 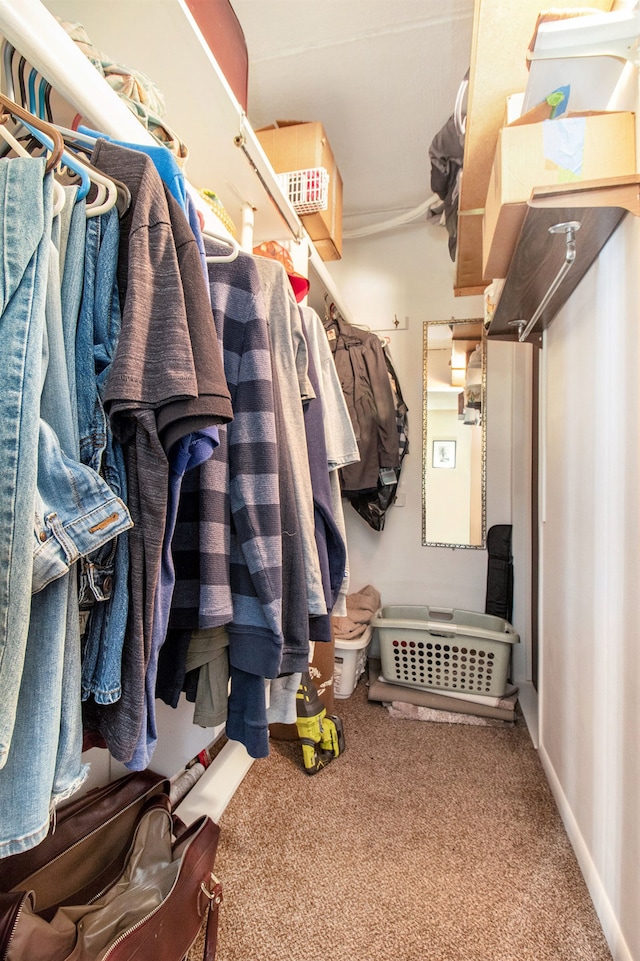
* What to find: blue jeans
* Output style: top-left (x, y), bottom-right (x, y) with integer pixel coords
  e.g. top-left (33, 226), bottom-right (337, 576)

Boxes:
top-left (0, 167), bottom-right (86, 856)
top-left (75, 207), bottom-right (131, 704)
top-left (0, 168), bottom-right (132, 855)
top-left (0, 157), bottom-right (51, 769)
top-left (58, 184), bottom-right (87, 456)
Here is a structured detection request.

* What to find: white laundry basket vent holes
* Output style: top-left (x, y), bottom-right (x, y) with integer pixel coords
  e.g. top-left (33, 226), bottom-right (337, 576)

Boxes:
top-left (390, 637), bottom-right (500, 695)
top-left (374, 605), bottom-right (518, 698)
top-left (276, 167), bottom-right (329, 214)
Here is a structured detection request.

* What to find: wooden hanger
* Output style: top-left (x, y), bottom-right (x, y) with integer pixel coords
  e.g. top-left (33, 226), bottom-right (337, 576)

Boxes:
top-left (0, 118), bottom-right (66, 215)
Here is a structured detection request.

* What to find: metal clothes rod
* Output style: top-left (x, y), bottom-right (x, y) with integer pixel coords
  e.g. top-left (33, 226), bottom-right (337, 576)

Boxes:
top-left (234, 125), bottom-right (304, 245)
top-left (511, 220), bottom-right (581, 344)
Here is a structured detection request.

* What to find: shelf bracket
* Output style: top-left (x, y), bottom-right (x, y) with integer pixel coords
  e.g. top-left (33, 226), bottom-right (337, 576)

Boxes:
top-left (233, 117), bottom-right (305, 243)
top-left (508, 221), bottom-right (581, 344)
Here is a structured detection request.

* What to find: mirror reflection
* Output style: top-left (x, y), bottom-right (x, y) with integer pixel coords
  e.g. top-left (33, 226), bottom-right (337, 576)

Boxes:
top-left (422, 319), bottom-right (486, 548)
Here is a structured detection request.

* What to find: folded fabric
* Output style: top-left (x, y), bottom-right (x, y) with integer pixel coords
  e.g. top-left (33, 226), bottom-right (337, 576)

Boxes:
top-left (387, 701), bottom-right (505, 727)
top-left (332, 584), bottom-right (381, 639)
top-left (185, 626), bottom-right (230, 729)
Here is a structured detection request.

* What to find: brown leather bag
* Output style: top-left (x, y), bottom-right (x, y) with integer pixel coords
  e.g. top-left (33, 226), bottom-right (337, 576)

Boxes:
top-left (0, 773), bottom-right (222, 961)
top-left (0, 770), bottom-right (170, 917)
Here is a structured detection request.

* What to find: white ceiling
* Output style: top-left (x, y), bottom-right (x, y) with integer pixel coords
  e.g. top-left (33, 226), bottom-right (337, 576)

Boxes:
top-left (230, 0), bottom-right (475, 232)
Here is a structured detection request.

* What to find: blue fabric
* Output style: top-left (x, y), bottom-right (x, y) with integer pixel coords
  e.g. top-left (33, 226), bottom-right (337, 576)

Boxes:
top-left (0, 169), bottom-right (128, 854)
top-left (58, 185), bottom-right (86, 455)
top-left (226, 664), bottom-right (270, 758)
top-left (33, 420), bottom-right (133, 593)
top-left (126, 428), bottom-right (218, 770)
top-left (75, 206), bottom-right (133, 704)
top-left (0, 158), bottom-right (51, 771)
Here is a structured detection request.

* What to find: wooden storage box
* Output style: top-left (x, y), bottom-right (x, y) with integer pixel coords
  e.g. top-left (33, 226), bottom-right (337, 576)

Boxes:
top-left (256, 121), bottom-right (343, 260)
top-left (482, 110), bottom-right (636, 281)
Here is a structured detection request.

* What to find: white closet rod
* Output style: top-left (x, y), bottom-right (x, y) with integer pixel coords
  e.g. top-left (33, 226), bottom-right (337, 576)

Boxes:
top-left (0, 0), bottom-right (154, 144)
top-left (0, 0), bottom-right (353, 323)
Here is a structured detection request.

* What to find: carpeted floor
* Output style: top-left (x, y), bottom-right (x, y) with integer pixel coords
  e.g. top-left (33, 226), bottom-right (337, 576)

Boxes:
top-left (194, 675), bottom-right (612, 961)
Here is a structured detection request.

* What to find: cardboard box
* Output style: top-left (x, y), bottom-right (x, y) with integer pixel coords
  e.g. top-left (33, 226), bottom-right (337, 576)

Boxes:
top-left (256, 121), bottom-right (343, 260)
top-left (482, 111), bottom-right (636, 281)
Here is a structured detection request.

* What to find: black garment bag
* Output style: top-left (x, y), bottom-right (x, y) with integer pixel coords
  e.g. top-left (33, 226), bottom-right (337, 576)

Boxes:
top-left (485, 524), bottom-right (514, 623)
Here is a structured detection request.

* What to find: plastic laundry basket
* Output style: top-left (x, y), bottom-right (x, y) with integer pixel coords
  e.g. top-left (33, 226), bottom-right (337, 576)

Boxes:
top-left (371, 605), bottom-right (519, 698)
top-left (333, 626), bottom-right (373, 698)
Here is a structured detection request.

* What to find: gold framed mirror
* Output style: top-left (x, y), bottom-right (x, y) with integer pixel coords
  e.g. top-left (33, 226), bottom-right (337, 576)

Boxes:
top-left (422, 319), bottom-right (486, 548)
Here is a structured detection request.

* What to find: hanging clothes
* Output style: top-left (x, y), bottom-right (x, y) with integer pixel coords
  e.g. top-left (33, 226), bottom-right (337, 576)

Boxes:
top-left (253, 255), bottom-right (327, 617)
top-left (323, 309), bottom-right (400, 495)
top-left (347, 340), bottom-right (409, 532)
top-left (77, 125), bottom-right (209, 285)
top-left (158, 243), bottom-right (284, 759)
top-left (0, 162), bottom-right (131, 856)
top-left (300, 305), bottom-right (359, 615)
top-left (205, 245), bottom-right (284, 759)
top-left (269, 338), bottom-right (310, 675)
top-left (301, 321), bottom-right (347, 642)
top-left (81, 140), bottom-right (232, 765)
top-left (0, 115), bottom-right (362, 854)
top-left (76, 201), bottom-right (131, 706)
top-left (428, 113), bottom-right (464, 261)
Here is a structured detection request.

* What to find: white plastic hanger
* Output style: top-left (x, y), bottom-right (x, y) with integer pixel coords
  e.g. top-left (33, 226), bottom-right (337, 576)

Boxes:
top-left (69, 152), bottom-right (118, 218)
top-left (13, 120), bottom-right (118, 218)
top-left (204, 229), bottom-right (240, 263)
top-left (44, 123), bottom-right (131, 217)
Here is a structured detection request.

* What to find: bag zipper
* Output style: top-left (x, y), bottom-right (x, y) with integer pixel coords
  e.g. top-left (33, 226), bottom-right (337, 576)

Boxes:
top-left (100, 872), bottom-right (222, 960)
top-left (3, 892), bottom-right (32, 961)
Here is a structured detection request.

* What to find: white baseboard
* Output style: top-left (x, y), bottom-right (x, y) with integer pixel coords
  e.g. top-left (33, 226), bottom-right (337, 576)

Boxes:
top-left (516, 680), bottom-right (539, 747)
top-left (538, 743), bottom-right (633, 961)
top-left (174, 739), bottom-right (254, 825)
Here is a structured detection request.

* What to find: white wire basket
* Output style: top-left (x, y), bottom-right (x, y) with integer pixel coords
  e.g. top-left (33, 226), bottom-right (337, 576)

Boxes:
top-left (277, 167), bottom-right (329, 214)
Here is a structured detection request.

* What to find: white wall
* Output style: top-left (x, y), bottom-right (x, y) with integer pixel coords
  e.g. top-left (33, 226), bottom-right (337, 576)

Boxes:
top-left (426, 408), bottom-right (475, 545)
top-left (326, 206), bottom-right (640, 961)
top-left (322, 221), bottom-right (532, 684)
top-left (539, 214), bottom-right (640, 961)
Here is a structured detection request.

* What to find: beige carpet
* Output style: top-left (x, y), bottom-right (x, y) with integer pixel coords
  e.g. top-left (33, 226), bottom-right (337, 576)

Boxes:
top-left (197, 675), bottom-right (612, 961)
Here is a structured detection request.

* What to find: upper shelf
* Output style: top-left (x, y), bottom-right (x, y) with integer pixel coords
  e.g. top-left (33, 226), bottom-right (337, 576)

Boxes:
top-left (455, 0), bottom-right (614, 298)
top-left (488, 175), bottom-right (640, 343)
top-left (36, 0), bottom-right (303, 244)
top-left (0, 0), bottom-right (352, 314)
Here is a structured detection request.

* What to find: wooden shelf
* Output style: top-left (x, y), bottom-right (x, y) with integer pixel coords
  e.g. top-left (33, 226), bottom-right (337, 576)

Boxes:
top-left (488, 175), bottom-right (640, 343)
top-left (38, 0), bottom-right (305, 245)
top-left (454, 0), bottom-right (613, 297)
top-left (0, 0), bottom-right (353, 318)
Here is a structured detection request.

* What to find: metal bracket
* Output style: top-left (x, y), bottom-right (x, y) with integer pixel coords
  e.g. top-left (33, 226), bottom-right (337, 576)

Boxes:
top-left (511, 221), bottom-right (581, 344)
